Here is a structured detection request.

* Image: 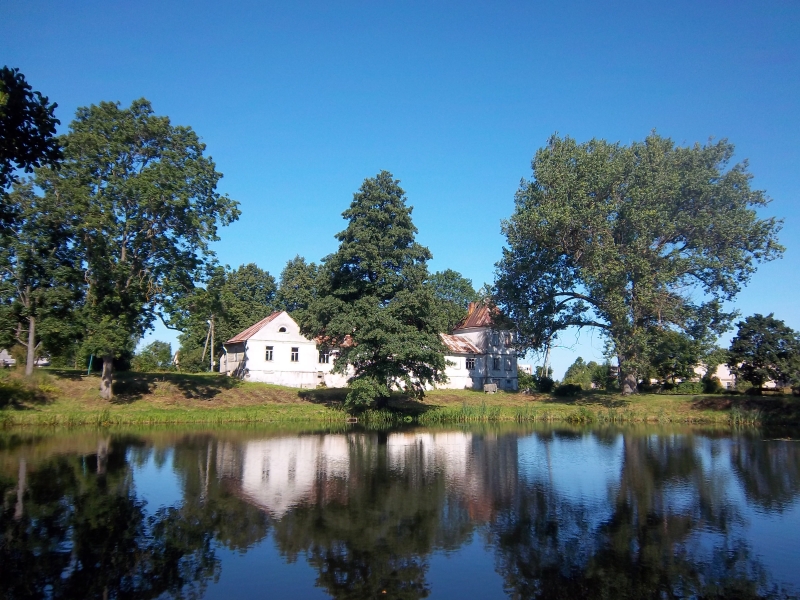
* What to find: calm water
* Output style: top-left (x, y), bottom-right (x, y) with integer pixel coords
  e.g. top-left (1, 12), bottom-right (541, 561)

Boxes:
top-left (1, 425), bottom-right (799, 599)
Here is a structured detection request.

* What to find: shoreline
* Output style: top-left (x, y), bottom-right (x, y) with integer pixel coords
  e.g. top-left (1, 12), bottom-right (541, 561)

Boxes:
top-left (2, 369), bottom-right (798, 430)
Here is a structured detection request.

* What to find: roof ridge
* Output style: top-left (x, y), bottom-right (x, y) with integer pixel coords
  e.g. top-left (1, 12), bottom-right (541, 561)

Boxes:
top-left (225, 311), bottom-right (283, 344)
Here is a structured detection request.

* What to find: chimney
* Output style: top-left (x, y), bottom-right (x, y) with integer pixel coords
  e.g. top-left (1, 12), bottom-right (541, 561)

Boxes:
top-left (467, 302), bottom-right (476, 314)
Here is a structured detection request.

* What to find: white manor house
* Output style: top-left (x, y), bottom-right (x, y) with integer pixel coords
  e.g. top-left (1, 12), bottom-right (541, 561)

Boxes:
top-left (220, 302), bottom-right (518, 391)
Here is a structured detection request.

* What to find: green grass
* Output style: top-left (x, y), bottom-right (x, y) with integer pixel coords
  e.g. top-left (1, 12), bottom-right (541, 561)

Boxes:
top-left (1, 368), bottom-right (798, 430)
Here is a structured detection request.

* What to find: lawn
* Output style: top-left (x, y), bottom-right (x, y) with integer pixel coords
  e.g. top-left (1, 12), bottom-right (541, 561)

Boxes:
top-left (1, 368), bottom-right (798, 429)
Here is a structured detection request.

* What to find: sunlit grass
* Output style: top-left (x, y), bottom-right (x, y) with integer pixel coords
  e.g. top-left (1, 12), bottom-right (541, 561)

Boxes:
top-left (1, 368), bottom-right (796, 429)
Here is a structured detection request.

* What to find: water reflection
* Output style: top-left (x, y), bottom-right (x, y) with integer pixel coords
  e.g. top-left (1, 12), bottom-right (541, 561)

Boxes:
top-left (1, 427), bottom-right (798, 599)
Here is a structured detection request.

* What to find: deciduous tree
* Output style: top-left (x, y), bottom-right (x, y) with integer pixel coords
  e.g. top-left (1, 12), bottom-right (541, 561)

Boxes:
top-left (427, 269), bottom-right (478, 333)
top-left (495, 133), bottom-right (783, 394)
top-left (276, 255), bottom-right (318, 318)
top-left (47, 99), bottom-right (239, 398)
top-left (299, 171), bottom-right (446, 408)
top-left (0, 181), bottom-right (82, 375)
top-left (0, 66), bottom-right (61, 192)
top-left (728, 314), bottom-right (800, 388)
top-left (175, 263), bottom-right (277, 372)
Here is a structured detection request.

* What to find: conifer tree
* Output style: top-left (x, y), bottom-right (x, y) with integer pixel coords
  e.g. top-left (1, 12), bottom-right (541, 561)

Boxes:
top-left (300, 171), bottom-right (446, 408)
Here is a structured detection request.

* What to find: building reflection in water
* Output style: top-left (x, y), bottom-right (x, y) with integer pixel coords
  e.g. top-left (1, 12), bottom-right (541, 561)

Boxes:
top-left (2, 428), bottom-right (799, 599)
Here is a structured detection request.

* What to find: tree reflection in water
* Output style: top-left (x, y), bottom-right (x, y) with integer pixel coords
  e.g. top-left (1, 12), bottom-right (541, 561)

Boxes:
top-left (1, 427), bottom-right (798, 599)
top-left (491, 431), bottom-right (792, 599)
top-left (0, 436), bottom-right (219, 599)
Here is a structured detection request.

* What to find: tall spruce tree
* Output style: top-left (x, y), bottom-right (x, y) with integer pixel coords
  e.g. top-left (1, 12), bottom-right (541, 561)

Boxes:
top-left (299, 171), bottom-right (446, 408)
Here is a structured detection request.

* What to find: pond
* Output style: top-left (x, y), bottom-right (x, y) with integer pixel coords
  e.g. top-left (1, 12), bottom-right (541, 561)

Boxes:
top-left (1, 424), bottom-right (799, 599)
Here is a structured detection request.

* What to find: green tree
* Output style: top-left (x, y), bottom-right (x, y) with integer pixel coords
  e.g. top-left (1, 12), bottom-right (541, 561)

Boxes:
top-left (132, 340), bottom-right (173, 372)
top-left (299, 171), bottom-right (447, 408)
top-left (426, 269), bottom-right (478, 333)
top-left (0, 181), bottom-right (83, 375)
top-left (275, 255), bottom-right (319, 318)
top-left (43, 99), bottom-right (239, 398)
top-left (176, 263), bottom-right (276, 372)
top-left (650, 330), bottom-right (701, 385)
top-left (494, 133), bottom-right (783, 394)
top-left (0, 67), bottom-right (61, 196)
top-left (563, 357), bottom-right (600, 390)
top-left (217, 263), bottom-right (277, 341)
top-left (728, 314), bottom-right (800, 388)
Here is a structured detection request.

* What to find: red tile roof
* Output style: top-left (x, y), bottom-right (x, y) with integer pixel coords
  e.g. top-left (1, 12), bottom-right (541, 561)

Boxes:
top-left (453, 302), bottom-right (495, 331)
top-left (225, 312), bottom-right (282, 344)
top-left (440, 333), bottom-right (481, 354)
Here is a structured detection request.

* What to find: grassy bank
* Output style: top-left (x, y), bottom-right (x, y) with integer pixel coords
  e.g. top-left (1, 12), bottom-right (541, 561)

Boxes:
top-left (1, 368), bottom-right (798, 429)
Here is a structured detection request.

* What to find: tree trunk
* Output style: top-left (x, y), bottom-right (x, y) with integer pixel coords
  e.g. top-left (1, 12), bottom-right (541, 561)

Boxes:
top-left (25, 315), bottom-right (35, 377)
top-left (100, 354), bottom-right (114, 400)
top-left (619, 354), bottom-right (638, 395)
top-left (621, 371), bottom-right (638, 395)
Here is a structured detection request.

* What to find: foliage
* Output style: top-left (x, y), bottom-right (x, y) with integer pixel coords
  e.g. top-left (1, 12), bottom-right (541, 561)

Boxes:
top-left (673, 381), bottom-right (704, 395)
top-left (0, 181), bottom-right (83, 374)
top-left (537, 376), bottom-right (555, 393)
top-left (40, 98), bottom-right (239, 396)
top-left (591, 360), bottom-right (617, 390)
top-left (728, 313), bottom-right (800, 387)
top-left (131, 340), bottom-right (173, 372)
top-left (703, 376), bottom-right (724, 394)
top-left (275, 255), bottom-right (318, 318)
top-left (553, 383), bottom-right (582, 397)
top-left (176, 263), bottom-right (277, 372)
top-left (494, 133), bottom-right (783, 394)
top-left (650, 330), bottom-right (702, 384)
top-left (562, 356), bottom-right (600, 389)
top-left (299, 171), bottom-right (446, 408)
top-left (0, 66), bottom-right (61, 192)
top-left (518, 370), bottom-right (537, 391)
top-left (426, 269), bottom-right (478, 333)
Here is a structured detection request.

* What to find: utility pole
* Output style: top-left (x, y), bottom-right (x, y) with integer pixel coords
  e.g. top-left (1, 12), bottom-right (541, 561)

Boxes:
top-left (210, 316), bottom-right (215, 373)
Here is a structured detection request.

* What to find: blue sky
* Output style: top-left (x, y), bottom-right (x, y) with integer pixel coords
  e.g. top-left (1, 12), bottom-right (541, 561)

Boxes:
top-left (3, 0), bottom-right (798, 377)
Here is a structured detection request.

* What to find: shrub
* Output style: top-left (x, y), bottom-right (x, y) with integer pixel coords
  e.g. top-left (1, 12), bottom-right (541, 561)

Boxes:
top-left (518, 371), bottom-right (537, 392)
top-left (674, 381), bottom-right (704, 394)
top-left (703, 376), bottom-right (724, 394)
top-left (554, 383), bottom-right (582, 397)
top-left (537, 376), bottom-right (555, 393)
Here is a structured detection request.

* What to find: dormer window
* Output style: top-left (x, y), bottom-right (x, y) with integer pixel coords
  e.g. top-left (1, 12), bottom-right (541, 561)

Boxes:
top-left (278, 327), bottom-right (287, 333)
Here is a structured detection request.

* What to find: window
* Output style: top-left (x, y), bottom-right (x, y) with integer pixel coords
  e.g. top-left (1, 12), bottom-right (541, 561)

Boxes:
top-left (278, 327), bottom-right (287, 333)
top-left (265, 346), bottom-right (273, 361)
top-left (466, 357), bottom-right (475, 370)
top-left (319, 351), bottom-right (330, 364)
top-left (493, 357), bottom-right (500, 371)
top-left (291, 347), bottom-right (299, 362)
top-left (491, 333), bottom-right (499, 346)
top-left (504, 357), bottom-right (511, 371)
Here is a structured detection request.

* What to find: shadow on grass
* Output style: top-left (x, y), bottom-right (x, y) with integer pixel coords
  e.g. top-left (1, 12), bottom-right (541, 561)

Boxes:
top-left (692, 394), bottom-right (800, 424)
top-left (103, 371), bottom-right (244, 403)
top-left (0, 378), bottom-right (51, 409)
top-left (537, 391), bottom-right (630, 409)
top-left (298, 388), bottom-right (441, 417)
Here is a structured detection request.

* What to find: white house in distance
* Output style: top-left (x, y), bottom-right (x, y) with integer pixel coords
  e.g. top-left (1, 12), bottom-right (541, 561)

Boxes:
top-left (439, 302), bottom-right (518, 391)
top-left (220, 311), bottom-right (348, 388)
top-left (221, 302), bottom-right (518, 391)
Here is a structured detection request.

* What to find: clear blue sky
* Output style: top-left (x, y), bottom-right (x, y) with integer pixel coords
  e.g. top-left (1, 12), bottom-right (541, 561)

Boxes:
top-left (3, 0), bottom-right (798, 377)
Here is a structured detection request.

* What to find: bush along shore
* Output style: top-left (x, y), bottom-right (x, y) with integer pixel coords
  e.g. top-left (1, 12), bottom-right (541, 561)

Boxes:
top-left (1, 369), bottom-right (798, 430)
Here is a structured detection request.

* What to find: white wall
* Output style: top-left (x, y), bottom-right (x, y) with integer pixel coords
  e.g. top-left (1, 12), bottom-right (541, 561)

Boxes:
top-left (225, 312), bottom-right (349, 388)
